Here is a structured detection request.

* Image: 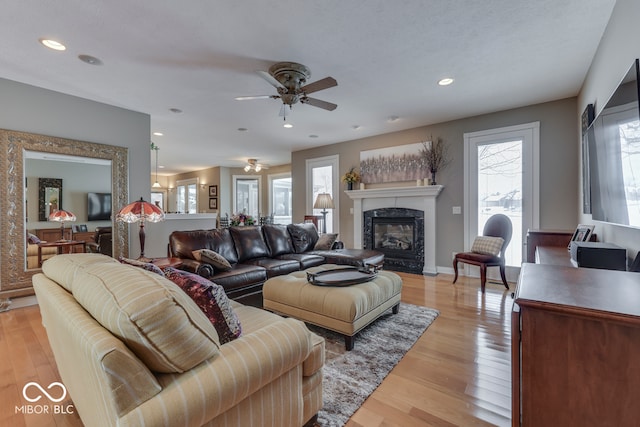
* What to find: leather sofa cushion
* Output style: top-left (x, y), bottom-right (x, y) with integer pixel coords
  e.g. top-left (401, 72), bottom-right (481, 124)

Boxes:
top-left (242, 258), bottom-right (301, 278)
top-left (230, 226), bottom-right (270, 262)
top-left (276, 253), bottom-right (325, 269)
top-left (210, 264), bottom-right (268, 292)
top-left (287, 223), bottom-right (319, 253)
top-left (170, 229), bottom-right (238, 264)
top-left (262, 224), bottom-right (294, 256)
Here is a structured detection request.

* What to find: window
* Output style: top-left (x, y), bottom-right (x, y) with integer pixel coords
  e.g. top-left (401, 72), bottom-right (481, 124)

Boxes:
top-left (306, 155), bottom-right (339, 233)
top-left (233, 175), bottom-right (261, 218)
top-left (269, 173), bottom-right (292, 224)
top-left (175, 178), bottom-right (198, 214)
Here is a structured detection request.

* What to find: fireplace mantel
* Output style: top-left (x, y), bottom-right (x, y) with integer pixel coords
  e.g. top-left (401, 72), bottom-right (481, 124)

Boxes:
top-left (345, 185), bottom-right (443, 275)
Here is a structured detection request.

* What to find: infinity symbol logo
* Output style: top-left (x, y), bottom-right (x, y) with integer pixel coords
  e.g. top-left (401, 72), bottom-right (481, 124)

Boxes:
top-left (22, 382), bottom-right (67, 403)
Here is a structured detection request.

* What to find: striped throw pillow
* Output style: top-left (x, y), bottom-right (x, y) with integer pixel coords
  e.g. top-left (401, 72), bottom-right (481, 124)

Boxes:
top-left (471, 236), bottom-right (504, 256)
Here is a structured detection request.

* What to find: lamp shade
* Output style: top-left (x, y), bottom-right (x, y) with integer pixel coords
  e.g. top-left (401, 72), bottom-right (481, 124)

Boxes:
top-left (313, 193), bottom-right (334, 210)
top-left (48, 209), bottom-right (76, 222)
top-left (116, 197), bottom-right (165, 223)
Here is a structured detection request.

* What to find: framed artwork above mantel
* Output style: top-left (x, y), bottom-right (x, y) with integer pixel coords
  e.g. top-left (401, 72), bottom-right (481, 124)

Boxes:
top-left (360, 142), bottom-right (426, 184)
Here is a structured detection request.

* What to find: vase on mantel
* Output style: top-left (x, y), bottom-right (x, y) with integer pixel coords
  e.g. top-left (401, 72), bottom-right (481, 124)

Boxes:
top-left (430, 170), bottom-right (437, 185)
top-left (347, 182), bottom-right (353, 190)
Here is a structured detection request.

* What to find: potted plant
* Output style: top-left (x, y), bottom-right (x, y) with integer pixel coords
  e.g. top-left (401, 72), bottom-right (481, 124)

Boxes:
top-left (342, 167), bottom-right (360, 190)
top-left (420, 137), bottom-right (451, 185)
top-left (230, 212), bottom-right (255, 226)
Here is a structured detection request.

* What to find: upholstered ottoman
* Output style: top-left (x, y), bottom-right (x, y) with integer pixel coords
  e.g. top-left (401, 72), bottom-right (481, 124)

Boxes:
top-left (263, 264), bottom-right (402, 350)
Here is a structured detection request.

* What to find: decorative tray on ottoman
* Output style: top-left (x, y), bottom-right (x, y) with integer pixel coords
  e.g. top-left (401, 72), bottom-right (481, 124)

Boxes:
top-left (306, 264), bottom-right (381, 287)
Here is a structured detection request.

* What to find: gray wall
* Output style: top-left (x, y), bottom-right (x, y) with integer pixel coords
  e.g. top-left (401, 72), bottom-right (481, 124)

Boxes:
top-left (0, 77), bottom-right (150, 255)
top-left (293, 97), bottom-right (579, 269)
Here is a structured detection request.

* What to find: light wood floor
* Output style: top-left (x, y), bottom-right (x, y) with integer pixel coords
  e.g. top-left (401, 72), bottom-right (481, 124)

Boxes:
top-left (0, 272), bottom-right (513, 427)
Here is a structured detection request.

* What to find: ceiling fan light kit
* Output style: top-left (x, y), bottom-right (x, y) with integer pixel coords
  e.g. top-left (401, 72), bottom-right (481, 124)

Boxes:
top-left (238, 61), bottom-right (338, 114)
top-left (244, 158), bottom-right (267, 172)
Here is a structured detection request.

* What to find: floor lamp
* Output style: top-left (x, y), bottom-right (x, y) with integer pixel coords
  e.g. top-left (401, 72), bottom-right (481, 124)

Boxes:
top-left (116, 197), bottom-right (165, 261)
top-left (313, 193), bottom-right (334, 234)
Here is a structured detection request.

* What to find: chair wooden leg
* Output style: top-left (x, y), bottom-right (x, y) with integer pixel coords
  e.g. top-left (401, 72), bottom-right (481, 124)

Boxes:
top-left (500, 265), bottom-right (509, 289)
top-left (480, 265), bottom-right (487, 293)
top-left (452, 258), bottom-right (459, 283)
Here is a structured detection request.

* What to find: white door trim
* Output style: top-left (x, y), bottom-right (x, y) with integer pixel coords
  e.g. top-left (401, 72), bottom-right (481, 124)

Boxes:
top-left (463, 122), bottom-right (540, 278)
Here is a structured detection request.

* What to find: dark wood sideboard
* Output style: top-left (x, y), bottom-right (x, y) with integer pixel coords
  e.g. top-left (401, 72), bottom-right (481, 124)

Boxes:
top-left (512, 263), bottom-right (640, 426)
top-left (525, 229), bottom-right (574, 263)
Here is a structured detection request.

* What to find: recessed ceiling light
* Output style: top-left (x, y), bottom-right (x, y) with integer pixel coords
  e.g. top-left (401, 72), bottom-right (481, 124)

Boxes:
top-left (309, 134), bottom-right (319, 138)
top-left (78, 54), bottom-right (102, 66)
top-left (39, 38), bottom-right (66, 51)
top-left (169, 108), bottom-right (182, 114)
top-left (153, 132), bottom-right (163, 136)
top-left (237, 128), bottom-right (248, 132)
top-left (438, 77), bottom-right (454, 86)
top-left (352, 125), bottom-right (361, 130)
top-left (283, 123), bottom-right (293, 129)
top-left (159, 165), bottom-right (165, 169)
top-left (387, 115), bottom-right (399, 122)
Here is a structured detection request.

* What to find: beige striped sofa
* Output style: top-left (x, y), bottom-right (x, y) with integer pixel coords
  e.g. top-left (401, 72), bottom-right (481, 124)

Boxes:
top-left (33, 254), bottom-right (324, 427)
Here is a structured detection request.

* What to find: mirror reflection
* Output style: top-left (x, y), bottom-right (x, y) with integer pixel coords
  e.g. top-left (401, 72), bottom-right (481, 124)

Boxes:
top-left (25, 151), bottom-right (113, 269)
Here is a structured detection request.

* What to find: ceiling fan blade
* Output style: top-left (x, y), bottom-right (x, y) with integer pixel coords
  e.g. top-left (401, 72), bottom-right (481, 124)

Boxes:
top-left (235, 95), bottom-right (278, 101)
top-left (300, 77), bottom-right (337, 95)
top-left (257, 70), bottom-right (285, 89)
top-left (300, 97), bottom-right (337, 111)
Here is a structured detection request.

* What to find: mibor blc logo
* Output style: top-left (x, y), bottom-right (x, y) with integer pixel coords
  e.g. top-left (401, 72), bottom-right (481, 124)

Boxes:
top-left (15, 381), bottom-right (75, 415)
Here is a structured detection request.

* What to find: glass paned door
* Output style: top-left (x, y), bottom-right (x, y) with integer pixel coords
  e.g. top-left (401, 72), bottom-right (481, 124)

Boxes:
top-left (464, 122), bottom-right (539, 282)
top-left (478, 140), bottom-right (523, 266)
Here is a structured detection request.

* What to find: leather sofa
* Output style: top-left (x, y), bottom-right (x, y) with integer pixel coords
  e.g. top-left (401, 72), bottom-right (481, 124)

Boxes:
top-left (87, 226), bottom-right (112, 257)
top-left (34, 254), bottom-right (324, 427)
top-left (169, 223), bottom-right (384, 306)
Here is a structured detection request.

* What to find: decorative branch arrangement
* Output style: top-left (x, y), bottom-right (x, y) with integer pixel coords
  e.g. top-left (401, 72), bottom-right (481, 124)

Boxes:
top-left (420, 137), bottom-right (451, 184)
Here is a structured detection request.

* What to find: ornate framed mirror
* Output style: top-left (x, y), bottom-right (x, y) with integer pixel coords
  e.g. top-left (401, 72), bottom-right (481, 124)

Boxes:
top-left (0, 128), bottom-right (129, 297)
top-left (38, 178), bottom-right (63, 221)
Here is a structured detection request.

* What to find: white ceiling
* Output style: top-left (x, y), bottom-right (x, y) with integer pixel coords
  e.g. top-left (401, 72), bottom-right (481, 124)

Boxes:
top-left (0, 1), bottom-right (616, 175)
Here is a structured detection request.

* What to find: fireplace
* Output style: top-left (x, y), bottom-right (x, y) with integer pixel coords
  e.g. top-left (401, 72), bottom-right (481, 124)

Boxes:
top-left (364, 208), bottom-right (424, 274)
top-left (345, 185), bottom-right (442, 275)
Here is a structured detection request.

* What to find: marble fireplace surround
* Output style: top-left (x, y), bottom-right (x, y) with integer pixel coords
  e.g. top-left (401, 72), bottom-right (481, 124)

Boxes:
top-left (345, 185), bottom-right (443, 275)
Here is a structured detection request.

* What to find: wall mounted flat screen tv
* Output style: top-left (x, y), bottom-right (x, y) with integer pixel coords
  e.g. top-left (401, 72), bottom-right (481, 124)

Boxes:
top-left (87, 192), bottom-right (112, 221)
top-left (587, 59), bottom-right (640, 227)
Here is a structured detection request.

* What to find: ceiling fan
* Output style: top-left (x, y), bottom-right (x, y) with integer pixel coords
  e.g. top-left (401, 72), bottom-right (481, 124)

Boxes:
top-left (236, 62), bottom-right (338, 116)
top-left (244, 158), bottom-right (268, 172)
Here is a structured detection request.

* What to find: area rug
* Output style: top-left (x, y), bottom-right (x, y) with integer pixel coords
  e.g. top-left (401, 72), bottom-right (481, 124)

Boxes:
top-left (308, 303), bottom-right (439, 427)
